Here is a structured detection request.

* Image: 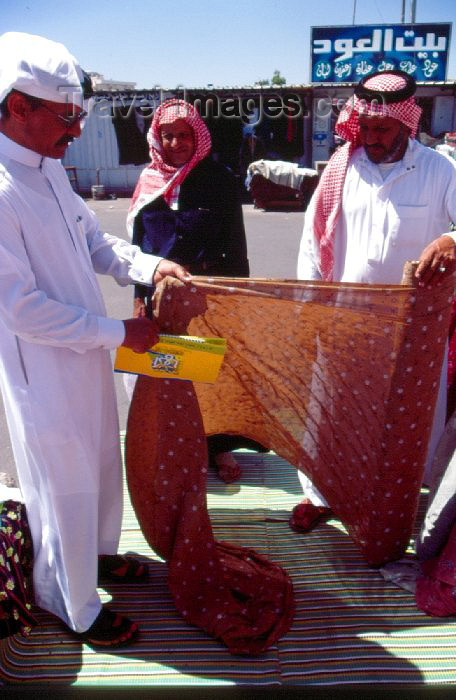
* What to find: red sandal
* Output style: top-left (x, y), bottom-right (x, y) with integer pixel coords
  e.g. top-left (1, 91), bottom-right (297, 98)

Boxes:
top-left (70, 607), bottom-right (138, 648)
top-left (98, 554), bottom-right (148, 583)
top-left (289, 499), bottom-right (332, 533)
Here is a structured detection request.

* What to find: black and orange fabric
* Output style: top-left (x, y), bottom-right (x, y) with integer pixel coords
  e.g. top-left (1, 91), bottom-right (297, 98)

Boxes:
top-left (125, 265), bottom-right (454, 655)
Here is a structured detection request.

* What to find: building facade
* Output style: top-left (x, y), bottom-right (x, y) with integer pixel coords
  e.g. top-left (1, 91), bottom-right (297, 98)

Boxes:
top-left (63, 81), bottom-right (456, 197)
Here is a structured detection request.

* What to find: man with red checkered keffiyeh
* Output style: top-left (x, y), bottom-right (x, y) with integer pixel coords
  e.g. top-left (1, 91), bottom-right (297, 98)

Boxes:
top-left (291, 70), bottom-right (456, 535)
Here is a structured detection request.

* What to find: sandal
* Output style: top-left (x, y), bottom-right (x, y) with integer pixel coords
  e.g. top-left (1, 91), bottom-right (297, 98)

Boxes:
top-left (289, 499), bottom-right (332, 533)
top-left (70, 606), bottom-right (138, 648)
top-left (98, 554), bottom-right (148, 583)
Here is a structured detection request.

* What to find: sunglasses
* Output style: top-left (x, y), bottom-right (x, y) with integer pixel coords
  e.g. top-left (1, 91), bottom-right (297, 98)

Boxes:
top-left (39, 103), bottom-right (88, 127)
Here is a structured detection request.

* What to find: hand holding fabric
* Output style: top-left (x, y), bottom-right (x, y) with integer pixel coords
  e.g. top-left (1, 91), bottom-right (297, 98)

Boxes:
top-left (122, 318), bottom-right (160, 354)
top-left (153, 259), bottom-right (191, 286)
top-left (415, 235), bottom-right (456, 286)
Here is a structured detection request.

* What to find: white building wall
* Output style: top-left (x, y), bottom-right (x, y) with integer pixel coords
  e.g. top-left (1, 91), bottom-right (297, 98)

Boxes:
top-left (62, 91), bottom-right (175, 195)
top-left (62, 107), bottom-right (145, 195)
top-left (432, 96), bottom-right (456, 135)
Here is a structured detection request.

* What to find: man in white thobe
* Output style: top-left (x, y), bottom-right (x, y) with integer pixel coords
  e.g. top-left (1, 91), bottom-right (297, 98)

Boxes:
top-left (0, 32), bottom-right (190, 647)
top-left (291, 70), bottom-right (456, 534)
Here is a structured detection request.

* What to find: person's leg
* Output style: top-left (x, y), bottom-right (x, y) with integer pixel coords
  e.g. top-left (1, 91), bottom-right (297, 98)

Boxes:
top-left (29, 488), bottom-right (105, 631)
top-left (424, 353), bottom-right (448, 484)
top-left (24, 427), bottom-right (136, 643)
top-left (31, 472), bottom-right (138, 646)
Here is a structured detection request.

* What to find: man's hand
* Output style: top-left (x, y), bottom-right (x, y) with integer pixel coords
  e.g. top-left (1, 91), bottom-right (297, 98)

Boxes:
top-left (153, 259), bottom-right (191, 286)
top-left (133, 296), bottom-right (147, 318)
top-left (415, 234), bottom-right (456, 286)
top-left (122, 318), bottom-right (160, 354)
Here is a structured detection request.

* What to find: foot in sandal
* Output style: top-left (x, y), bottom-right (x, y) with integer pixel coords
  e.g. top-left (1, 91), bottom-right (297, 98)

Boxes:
top-left (98, 554), bottom-right (148, 583)
top-left (68, 606), bottom-right (138, 648)
top-left (213, 452), bottom-right (242, 483)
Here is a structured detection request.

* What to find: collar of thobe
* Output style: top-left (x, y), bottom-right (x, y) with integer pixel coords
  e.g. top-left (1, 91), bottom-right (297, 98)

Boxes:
top-left (0, 131), bottom-right (43, 168)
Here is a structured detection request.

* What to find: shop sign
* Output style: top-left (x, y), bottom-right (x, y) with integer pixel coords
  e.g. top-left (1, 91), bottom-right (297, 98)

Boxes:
top-left (311, 24), bottom-right (451, 83)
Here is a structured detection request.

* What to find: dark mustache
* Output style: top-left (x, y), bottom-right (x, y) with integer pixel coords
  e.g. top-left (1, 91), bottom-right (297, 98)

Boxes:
top-left (56, 136), bottom-right (74, 146)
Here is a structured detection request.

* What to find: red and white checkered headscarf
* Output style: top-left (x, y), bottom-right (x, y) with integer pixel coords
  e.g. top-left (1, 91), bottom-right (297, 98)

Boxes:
top-left (312, 72), bottom-right (422, 280)
top-left (127, 99), bottom-right (211, 236)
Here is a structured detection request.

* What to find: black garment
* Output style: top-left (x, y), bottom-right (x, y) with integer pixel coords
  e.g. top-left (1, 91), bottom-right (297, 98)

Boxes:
top-left (132, 157), bottom-right (263, 462)
top-left (132, 157), bottom-right (249, 301)
top-left (207, 435), bottom-right (268, 454)
top-left (112, 107), bottom-right (149, 166)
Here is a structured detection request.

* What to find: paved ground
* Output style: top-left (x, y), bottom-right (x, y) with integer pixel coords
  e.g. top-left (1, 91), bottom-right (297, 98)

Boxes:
top-left (1, 199), bottom-right (305, 480)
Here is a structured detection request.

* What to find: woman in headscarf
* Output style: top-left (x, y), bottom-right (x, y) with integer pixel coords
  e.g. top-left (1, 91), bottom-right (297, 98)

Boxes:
top-left (127, 99), bottom-right (253, 483)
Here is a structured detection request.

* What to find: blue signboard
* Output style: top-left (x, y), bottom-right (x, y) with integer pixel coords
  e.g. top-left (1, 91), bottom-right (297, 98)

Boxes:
top-left (311, 23), bottom-right (451, 83)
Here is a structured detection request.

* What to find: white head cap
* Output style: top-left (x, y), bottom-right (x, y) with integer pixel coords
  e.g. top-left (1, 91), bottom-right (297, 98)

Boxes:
top-left (0, 32), bottom-right (85, 107)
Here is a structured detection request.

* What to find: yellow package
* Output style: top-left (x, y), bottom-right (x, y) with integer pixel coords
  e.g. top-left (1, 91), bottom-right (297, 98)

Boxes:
top-left (114, 334), bottom-right (227, 383)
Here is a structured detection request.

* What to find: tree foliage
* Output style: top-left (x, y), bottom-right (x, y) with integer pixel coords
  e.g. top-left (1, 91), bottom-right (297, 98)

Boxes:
top-left (255, 70), bottom-right (286, 87)
top-left (271, 69), bottom-right (286, 86)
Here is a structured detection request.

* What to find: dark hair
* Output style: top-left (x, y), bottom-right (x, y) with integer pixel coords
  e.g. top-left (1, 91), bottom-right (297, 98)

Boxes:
top-left (0, 90), bottom-right (42, 119)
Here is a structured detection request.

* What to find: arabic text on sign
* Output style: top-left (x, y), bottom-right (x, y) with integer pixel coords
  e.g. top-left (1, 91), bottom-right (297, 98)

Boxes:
top-left (313, 29), bottom-right (447, 62)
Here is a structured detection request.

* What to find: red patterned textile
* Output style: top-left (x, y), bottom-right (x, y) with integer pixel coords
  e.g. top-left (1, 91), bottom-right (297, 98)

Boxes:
top-left (126, 99), bottom-right (211, 235)
top-left (416, 522), bottom-right (456, 617)
top-left (447, 297), bottom-right (456, 390)
top-left (312, 72), bottom-right (422, 281)
top-left (445, 299), bottom-right (456, 419)
top-left (126, 265), bottom-right (453, 653)
top-left (126, 377), bottom-right (294, 656)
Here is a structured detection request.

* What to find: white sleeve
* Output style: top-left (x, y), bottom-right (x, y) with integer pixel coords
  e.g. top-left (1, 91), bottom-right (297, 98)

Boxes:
top-left (297, 196), bottom-right (322, 281)
top-left (81, 205), bottom-right (162, 286)
top-left (0, 199), bottom-right (125, 353)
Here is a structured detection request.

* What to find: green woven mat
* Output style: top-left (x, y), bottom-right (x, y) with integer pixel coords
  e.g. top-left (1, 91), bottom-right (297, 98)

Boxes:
top-left (1, 441), bottom-right (456, 688)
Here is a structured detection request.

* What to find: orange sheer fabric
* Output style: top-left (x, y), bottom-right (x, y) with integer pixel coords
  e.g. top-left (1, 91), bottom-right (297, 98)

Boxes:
top-left (125, 266), bottom-right (453, 654)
